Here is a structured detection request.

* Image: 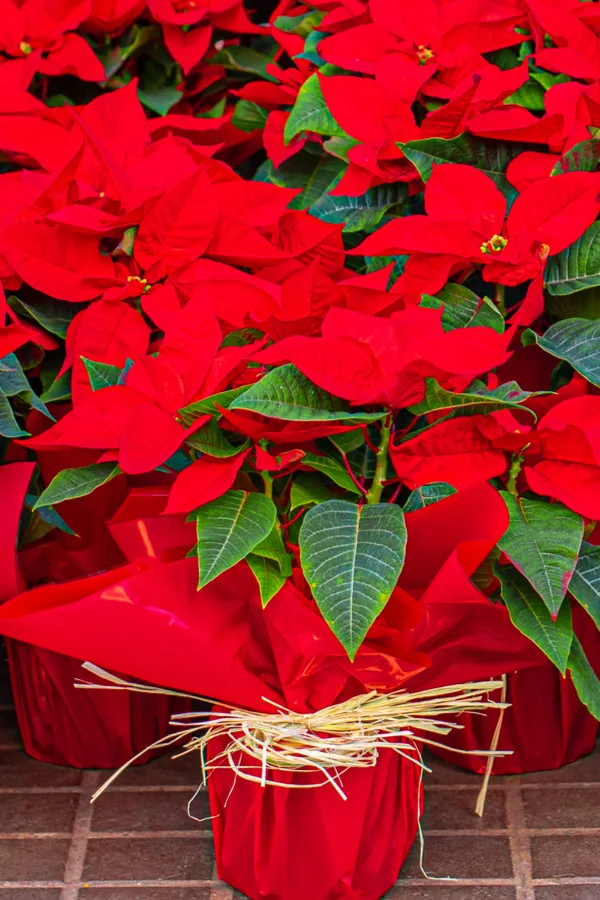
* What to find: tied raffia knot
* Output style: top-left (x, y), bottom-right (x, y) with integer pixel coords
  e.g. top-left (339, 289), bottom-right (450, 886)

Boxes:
top-left (76, 665), bottom-right (509, 808)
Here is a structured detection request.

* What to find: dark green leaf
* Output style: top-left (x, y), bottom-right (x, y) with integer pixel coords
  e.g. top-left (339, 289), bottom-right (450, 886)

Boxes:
top-left (523, 318), bottom-right (600, 387)
top-left (498, 493), bottom-right (583, 617)
top-left (189, 490), bottom-right (277, 588)
top-left (81, 357), bottom-right (122, 391)
top-left (247, 555), bottom-right (287, 607)
top-left (497, 563), bottom-right (574, 674)
top-left (328, 429), bottom-right (365, 454)
top-left (40, 370), bottom-right (71, 404)
top-left (0, 392), bottom-right (28, 438)
top-left (274, 10), bottom-right (325, 36)
top-left (545, 222), bottom-right (600, 295)
top-left (251, 524), bottom-right (292, 576)
top-left (8, 295), bottom-right (82, 339)
top-left (284, 73), bottom-right (349, 143)
top-left (179, 386), bottom-right (248, 424)
top-left (505, 80), bottom-right (545, 110)
top-left (423, 283), bottom-right (504, 333)
top-left (138, 86), bottom-right (181, 116)
top-left (568, 636), bottom-right (600, 720)
top-left (400, 134), bottom-right (525, 200)
top-left (552, 139), bottom-right (600, 175)
top-left (34, 463), bottom-right (121, 509)
top-left (299, 500), bottom-right (407, 659)
top-left (0, 354), bottom-right (52, 419)
top-left (404, 482), bottom-right (457, 512)
top-left (408, 379), bottom-right (537, 418)
top-left (310, 182), bottom-right (407, 232)
top-left (232, 100), bottom-right (269, 133)
top-left (290, 473), bottom-right (335, 510)
top-left (569, 542), bottom-right (600, 630)
top-left (185, 418), bottom-right (248, 458)
top-left (230, 364), bottom-right (384, 423)
top-left (302, 452), bottom-right (362, 493)
top-left (211, 46), bottom-right (278, 82)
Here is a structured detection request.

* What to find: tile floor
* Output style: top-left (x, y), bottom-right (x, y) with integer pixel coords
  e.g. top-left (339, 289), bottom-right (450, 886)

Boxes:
top-left (1, 666), bottom-right (598, 900)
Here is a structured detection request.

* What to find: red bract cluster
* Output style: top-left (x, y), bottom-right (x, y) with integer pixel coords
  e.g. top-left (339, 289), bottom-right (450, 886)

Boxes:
top-left (1, 0), bottom-right (600, 767)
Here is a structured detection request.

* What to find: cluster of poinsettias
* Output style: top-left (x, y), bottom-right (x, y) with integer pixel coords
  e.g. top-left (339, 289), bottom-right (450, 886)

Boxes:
top-left (2, 0), bottom-right (600, 705)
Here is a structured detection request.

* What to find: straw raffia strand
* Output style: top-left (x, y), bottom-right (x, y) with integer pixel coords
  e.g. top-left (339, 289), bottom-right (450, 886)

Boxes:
top-left (77, 665), bottom-right (510, 805)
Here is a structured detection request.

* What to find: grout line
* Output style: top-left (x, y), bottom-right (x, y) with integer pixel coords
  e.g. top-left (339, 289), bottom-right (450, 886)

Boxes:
top-left (60, 770), bottom-right (100, 900)
top-left (88, 830), bottom-right (213, 839)
top-left (505, 779), bottom-right (536, 900)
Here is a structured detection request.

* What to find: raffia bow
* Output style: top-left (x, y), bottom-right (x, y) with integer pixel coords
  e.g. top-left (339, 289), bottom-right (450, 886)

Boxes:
top-left (76, 664), bottom-right (509, 811)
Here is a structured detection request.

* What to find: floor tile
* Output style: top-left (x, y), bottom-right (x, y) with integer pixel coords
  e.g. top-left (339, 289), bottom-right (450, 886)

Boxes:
top-left (0, 751), bottom-right (82, 788)
top-left (0, 892), bottom-right (61, 900)
top-left (0, 839), bottom-right (70, 881)
top-left (387, 888), bottom-right (517, 899)
top-left (402, 836), bottom-right (513, 879)
top-left (82, 837), bottom-right (214, 881)
top-left (530, 835), bottom-right (600, 878)
top-left (91, 789), bottom-right (210, 832)
top-left (423, 751), bottom-right (483, 786)
top-left (424, 788), bottom-right (506, 830)
top-left (523, 786), bottom-right (600, 829)
top-left (114, 754), bottom-right (198, 787)
top-left (0, 792), bottom-right (78, 833)
top-left (534, 888), bottom-right (600, 900)
top-left (518, 747), bottom-right (600, 784)
top-left (79, 890), bottom-right (213, 900)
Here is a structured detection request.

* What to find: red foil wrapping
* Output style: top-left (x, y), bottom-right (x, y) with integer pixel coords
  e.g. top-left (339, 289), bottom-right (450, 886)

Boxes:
top-left (208, 734), bottom-right (423, 900)
top-left (6, 639), bottom-right (187, 768)
top-left (431, 661), bottom-right (598, 775)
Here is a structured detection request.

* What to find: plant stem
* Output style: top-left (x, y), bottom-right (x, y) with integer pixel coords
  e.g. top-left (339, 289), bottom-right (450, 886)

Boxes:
top-left (261, 471), bottom-right (273, 500)
top-left (366, 414), bottom-right (392, 505)
top-left (495, 283), bottom-right (506, 316)
top-left (506, 453), bottom-right (523, 497)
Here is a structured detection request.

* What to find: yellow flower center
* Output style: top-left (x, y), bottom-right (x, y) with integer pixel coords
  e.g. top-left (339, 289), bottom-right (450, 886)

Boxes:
top-left (480, 234), bottom-right (507, 255)
top-left (126, 275), bottom-right (147, 284)
top-left (417, 44), bottom-right (434, 65)
top-left (539, 243), bottom-right (550, 261)
top-left (19, 41), bottom-right (32, 55)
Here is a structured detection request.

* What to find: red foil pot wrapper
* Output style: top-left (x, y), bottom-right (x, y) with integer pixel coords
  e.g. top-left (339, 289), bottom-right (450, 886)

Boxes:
top-left (431, 662), bottom-right (598, 775)
top-left (6, 639), bottom-right (189, 769)
top-left (208, 732), bottom-right (423, 900)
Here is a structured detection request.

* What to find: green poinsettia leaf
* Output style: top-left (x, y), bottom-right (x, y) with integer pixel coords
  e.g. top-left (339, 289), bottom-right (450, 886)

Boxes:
top-left (189, 490), bottom-right (277, 588)
top-left (309, 182), bottom-right (407, 232)
top-left (409, 378), bottom-right (538, 418)
top-left (505, 80), bottom-right (545, 110)
top-left (497, 563), bottom-right (574, 674)
top-left (274, 10), bottom-right (325, 36)
top-left (569, 542), bottom-right (600, 630)
top-left (552, 138), bottom-right (600, 176)
top-left (138, 86), bottom-right (181, 116)
top-left (284, 73), bottom-right (349, 144)
top-left (299, 499), bottom-right (407, 660)
top-left (0, 392), bottom-right (28, 438)
top-left (567, 636), bottom-right (600, 720)
top-left (81, 357), bottom-right (122, 391)
top-left (247, 555), bottom-right (287, 607)
top-left (400, 134), bottom-right (525, 200)
top-left (178, 387), bottom-right (248, 424)
top-left (230, 364), bottom-right (384, 423)
top-left (523, 318), bottom-right (600, 387)
top-left (232, 100), bottom-right (269, 133)
top-left (251, 524), bottom-right (292, 576)
top-left (302, 452), bottom-right (362, 494)
top-left (8, 295), bottom-right (83, 340)
top-left (0, 353), bottom-right (52, 420)
top-left (422, 283), bottom-right (504, 333)
top-left (545, 223), bottom-right (600, 295)
top-left (40, 370), bottom-right (71, 404)
top-left (290, 473), bottom-right (335, 510)
top-left (185, 418), bottom-right (248, 458)
top-left (404, 482), bottom-right (457, 512)
top-left (211, 45), bottom-right (278, 81)
top-left (34, 463), bottom-right (122, 509)
top-left (498, 493), bottom-right (584, 617)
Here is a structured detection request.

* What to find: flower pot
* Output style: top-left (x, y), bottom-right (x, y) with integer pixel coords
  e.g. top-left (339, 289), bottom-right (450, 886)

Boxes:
top-left (207, 729), bottom-right (423, 900)
top-left (431, 662), bottom-right (598, 775)
top-left (6, 639), bottom-right (188, 769)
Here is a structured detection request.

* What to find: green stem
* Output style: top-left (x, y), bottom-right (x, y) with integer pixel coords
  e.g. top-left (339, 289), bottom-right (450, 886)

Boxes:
top-left (495, 283), bottom-right (506, 317)
top-left (506, 453), bottom-right (523, 497)
top-left (366, 416), bottom-right (392, 505)
top-left (261, 471), bottom-right (273, 500)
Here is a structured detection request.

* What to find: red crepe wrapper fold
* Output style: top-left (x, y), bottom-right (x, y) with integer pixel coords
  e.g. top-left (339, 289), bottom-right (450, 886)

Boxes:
top-left (0, 483), bottom-right (545, 898)
top-left (431, 605), bottom-right (600, 775)
top-left (6, 639), bottom-right (189, 769)
top-left (208, 732), bottom-right (423, 900)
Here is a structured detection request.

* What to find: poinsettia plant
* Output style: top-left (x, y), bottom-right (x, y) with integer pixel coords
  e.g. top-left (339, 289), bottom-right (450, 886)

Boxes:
top-left (2, 0), bottom-right (600, 721)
